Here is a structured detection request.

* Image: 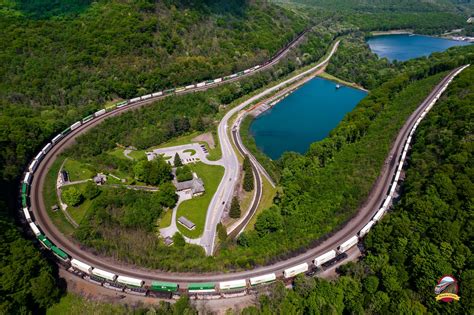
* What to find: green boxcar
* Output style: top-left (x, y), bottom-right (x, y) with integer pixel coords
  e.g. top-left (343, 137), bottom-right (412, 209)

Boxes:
top-left (188, 282), bottom-right (215, 291)
top-left (164, 88), bottom-right (175, 94)
top-left (205, 80), bottom-right (214, 84)
top-left (21, 194), bottom-right (27, 208)
top-left (37, 235), bottom-right (53, 249)
top-left (21, 183), bottom-right (27, 194)
top-left (51, 246), bottom-right (69, 260)
top-left (150, 281), bottom-right (178, 292)
top-left (61, 127), bottom-right (71, 136)
top-left (115, 101), bottom-right (127, 106)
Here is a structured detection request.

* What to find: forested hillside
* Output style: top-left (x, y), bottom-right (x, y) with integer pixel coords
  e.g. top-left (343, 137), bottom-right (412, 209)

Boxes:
top-left (242, 61), bottom-right (473, 315)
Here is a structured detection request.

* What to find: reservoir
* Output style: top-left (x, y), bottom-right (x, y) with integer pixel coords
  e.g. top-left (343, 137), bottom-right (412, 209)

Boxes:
top-left (367, 34), bottom-right (471, 62)
top-left (249, 77), bottom-right (367, 159)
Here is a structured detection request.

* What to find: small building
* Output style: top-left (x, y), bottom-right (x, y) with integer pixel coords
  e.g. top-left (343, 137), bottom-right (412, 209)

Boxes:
top-left (51, 205), bottom-right (59, 212)
top-left (174, 177), bottom-right (205, 197)
top-left (178, 216), bottom-right (195, 230)
top-left (164, 236), bottom-right (174, 246)
top-left (93, 173), bottom-right (107, 185)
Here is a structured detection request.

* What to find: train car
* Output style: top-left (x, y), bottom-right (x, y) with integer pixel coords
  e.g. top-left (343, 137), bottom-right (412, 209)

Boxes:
top-left (23, 172), bottom-right (32, 185)
top-left (141, 94), bottom-right (152, 100)
top-left (218, 279), bottom-right (247, 292)
top-left (185, 84), bottom-right (195, 90)
top-left (105, 104), bottom-right (117, 112)
top-left (104, 282), bottom-right (125, 292)
top-left (37, 235), bottom-right (53, 249)
top-left (205, 80), bottom-right (214, 85)
top-left (91, 268), bottom-right (117, 282)
top-left (21, 182), bottom-right (28, 196)
top-left (130, 97), bottom-right (141, 103)
top-left (236, 71), bottom-right (244, 76)
top-left (29, 160), bottom-right (39, 173)
top-left (51, 246), bottom-right (69, 262)
top-left (373, 208), bottom-right (386, 222)
top-left (29, 222), bottom-right (41, 236)
top-left (196, 82), bottom-right (206, 88)
top-left (94, 109), bottom-right (106, 117)
top-left (358, 220), bottom-right (375, 237)
top-left (243, 69), bottom-right (252, 74)
top-left (71, 259), bottom-right (93, 274)
top-left (41, 143), bottom-right (52, 154)
top-left (214, 78), bottom-right (222, 83)
top-left (34, 151), bottom-right (44, 162)
top-left (337, 236), bottom-right (358, 254)
top-left (61, 127), bottom-right (72, 136)
top-left (164, 88), bottom-right (176, 94)
top-left (82, 115), bottom-right (94, 123)
top-left (116, 275), bottom-right (144, 288)
top-left (187, 282), bottom-right (216, 294)
top-left (314, 250), bottom-right (337, 267)
top-left (253, 65), bottom-right (261, 70)
top-left (283, 263), bottom-right (308, 278)
top-left (21, 194), bottom-right (28, 208)
top-left (389, 182), bottom-right (397, 196)
top-left (152, 92), bottom-right (163, 97)
top-left (51, 134), bottom-right (63, 144)
top-left (321, 253), bottom-right (348, 269)
top-left (70, 121), bottom-right (82, 131)
top-left (175, 87), bottom-right (185, 93)
top-left (249, 273), bottom-right (276, 286)
top-left (382, 195), bottom-right (392, 209)
top-left (22, 207), bottom-right (32, 223)
top-left (116, 101), bottom-right (128, 108)
top-left (150, 281), bottom-right (178, 292)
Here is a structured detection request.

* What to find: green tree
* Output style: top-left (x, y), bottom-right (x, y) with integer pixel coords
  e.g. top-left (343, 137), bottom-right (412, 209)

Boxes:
top-left (217, 223), bottom-right (227, 242)
top-left (173, 232), bottom-right (186, 247)
top-left (133, 160), bottom-right (147, 182)
top-left (62, 187), bottom-right (83, 207)
top-left (229, 196), bottom-right (241, 219)
top-left (174, 152), bottom-right (183, 167)
top-left (255, 205), bottom-right (283, 236)
top-left (83, 182), bottom-right (100, 200)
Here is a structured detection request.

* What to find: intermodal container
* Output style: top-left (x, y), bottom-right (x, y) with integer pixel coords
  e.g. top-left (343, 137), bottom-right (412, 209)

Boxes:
top-left (51, 246), bottom-right (69, 261)
top-left (82, 115), bottom-right (94, 123)
top-left (150, 281), bottom-right (178, 292)
top-left (187, 282), bottom-right (215, 293)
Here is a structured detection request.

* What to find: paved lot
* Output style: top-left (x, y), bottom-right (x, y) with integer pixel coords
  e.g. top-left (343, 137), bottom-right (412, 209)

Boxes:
top-left (146, 143), bottom-right (222, 166)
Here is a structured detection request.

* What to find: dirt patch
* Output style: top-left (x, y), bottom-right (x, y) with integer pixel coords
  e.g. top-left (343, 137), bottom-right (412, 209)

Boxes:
top-left (192, 132), bottom-right (215, 149)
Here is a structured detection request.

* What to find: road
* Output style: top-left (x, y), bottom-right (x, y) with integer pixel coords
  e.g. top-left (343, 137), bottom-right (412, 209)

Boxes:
top-left (199, 40), bottom-right (341, 255)
top-left (28, 30), bottom-right (467, 287)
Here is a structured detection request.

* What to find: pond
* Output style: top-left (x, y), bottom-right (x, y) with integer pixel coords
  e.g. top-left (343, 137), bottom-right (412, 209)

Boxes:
top-left (249, 77), bottom-right (367, 159)
top-left (367, 34), bottom-right (471, 62)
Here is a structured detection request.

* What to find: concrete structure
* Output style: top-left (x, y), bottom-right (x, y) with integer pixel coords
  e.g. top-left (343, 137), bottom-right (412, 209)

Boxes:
top-left (178, 216), bottom-right (195, 230)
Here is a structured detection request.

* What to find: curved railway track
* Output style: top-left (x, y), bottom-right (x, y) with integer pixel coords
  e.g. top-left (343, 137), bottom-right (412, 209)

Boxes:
top-left (24, 35), bottom-right (469, 290)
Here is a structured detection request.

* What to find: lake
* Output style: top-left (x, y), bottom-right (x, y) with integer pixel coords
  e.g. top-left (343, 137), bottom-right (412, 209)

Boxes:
top-left (249, 77), bottom-right (367, 159)
top-left (367, 34), bottom-right (471, 62)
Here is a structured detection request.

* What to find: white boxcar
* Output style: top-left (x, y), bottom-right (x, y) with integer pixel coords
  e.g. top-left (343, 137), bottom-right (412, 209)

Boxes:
top-left (373, 208), bottom-right (386, 222)
top-left (314, 250), bottom-right (336, 267)
top-left (24, 172), bottom-right (32, 185)
top-left (29, 222), bottom-right (41, 236)
top-left (338, 236), bottom-right (358, 254)
top-left (52, 134), bottom-right (63, 144)
top-left (219, 279), bottom-right (247, 291)
top-left (214, 78), bottom-right (222, 83)
top-left (29, 160), bottom-right (39, 173)
top-left (91, 268), bottom-right (117, 282)
top-left (283, 263), bottom-right (308, 278)
top-left (152, 91), bottom-right (163, 97)
top-left (196, 82), bottom-right (206, 88)
top-left (243, 69), bottom-right (252, 74)
top-left (185, 84), bottom-right (195, 90)
top-left (70, 121), bottom-right (82, 130)
top-left (42, 143), bottom-right (52, 154)
top-left (389, 183), bottom-right (397, 196)
top-left (358, 220), bottom-right (375, 237)
top-left (130, 97), bottom-right (141, 103)
top-left (253, 65), bottom-right (261, 70)
top-left (116, 275), bottom-right (144, 287)
top-left (34, 151), bottom-right (44, 162)
top-left (23, 207), bottom-right (32, 222)
top-left (94, 109), bottom-right (106, 117)
top-left (141, 94), bottom-right (152, 100)
top-left (249, 273), bottom-right (276, 286)
top-left (382, 195), bottom-right (392, 209)
top-left (176, 87), bottom-right (185, 93)
top-left (71, 259), bottom-right (93, 274)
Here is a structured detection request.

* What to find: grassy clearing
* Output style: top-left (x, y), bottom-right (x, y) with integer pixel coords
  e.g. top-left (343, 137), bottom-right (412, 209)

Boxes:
top-left (63, 159), bottom-right (94, 181)
top-left (128, 150), bottom-right (146, 160)
top-left (62, 183), bottom-right (92, 225)
top-left (183, 149), bottom-right (196, 156)
top-left (47, 293), bottom-right (130, 315)
top-left (245, 175), bottom-right (277, 231)
top-left (153, 131), bottom-right (201, 149)
top-left (203, 131), bottom-right (222, 161)
top-left (318, 72), bottom-right (366, 91)
top-left (176, 162), bottom-right (224, 238)
top-left (158, 208), bottom-right (173, 229)
top-left (44, 157), bottom-right (76, 235)
top-left (108, 147), bottom-right (128, 160)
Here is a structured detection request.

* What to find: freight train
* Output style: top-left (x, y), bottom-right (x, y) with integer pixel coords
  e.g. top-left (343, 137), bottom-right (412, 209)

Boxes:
top-left (19, 51), bottom-right (467, 300)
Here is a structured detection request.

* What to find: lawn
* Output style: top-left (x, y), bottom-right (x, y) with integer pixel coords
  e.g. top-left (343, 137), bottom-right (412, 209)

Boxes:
top-left (61, 183), bottom-right (93, 225)
top-left (158, 208), bottom-right (173, 229)
top-left (153, 131), bottom-right (201, 149)
top-left (128, 149), bottom-right (146, 160)
top-left (183, 148), bottom-right (196, 156)
top-left (176, 162), bottom-right (224, 238)
top-left (204, 131), bottom-right (222, 161)
top-left (244, 175), bottom-right (277, 231)
top-left (63, 159), bottom-right (94, 181)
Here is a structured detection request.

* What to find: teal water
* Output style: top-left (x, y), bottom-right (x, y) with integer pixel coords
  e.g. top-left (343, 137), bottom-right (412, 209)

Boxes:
top-left (367, 34), bottom-right (471, 62)
top-left (250, 78), bottom-right (367, 159)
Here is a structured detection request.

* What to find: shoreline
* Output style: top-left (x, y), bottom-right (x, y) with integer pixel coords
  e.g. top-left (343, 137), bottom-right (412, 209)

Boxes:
top-left (370, 29), bottom-right (413, 36)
